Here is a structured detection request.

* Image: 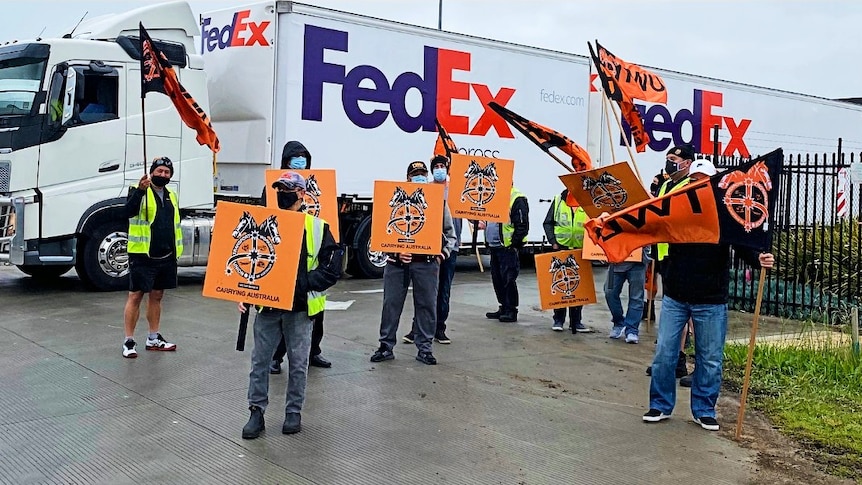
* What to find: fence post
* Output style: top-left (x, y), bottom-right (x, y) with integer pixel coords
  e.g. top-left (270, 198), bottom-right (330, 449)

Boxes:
top-left (852, 307), bottom-right (859, 356)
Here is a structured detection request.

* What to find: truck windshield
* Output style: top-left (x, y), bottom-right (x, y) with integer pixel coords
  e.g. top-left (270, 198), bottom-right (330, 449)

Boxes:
top-left (0, 57), bottom-right (46, 116)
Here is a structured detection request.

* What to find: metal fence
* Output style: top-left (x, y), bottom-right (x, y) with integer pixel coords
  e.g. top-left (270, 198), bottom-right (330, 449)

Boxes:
top-left (709, 144), bottom-right (861, 324)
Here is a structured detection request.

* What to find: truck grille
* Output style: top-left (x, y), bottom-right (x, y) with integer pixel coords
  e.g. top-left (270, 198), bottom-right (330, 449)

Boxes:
top-left (0, 161), bottom-right (9, 193)
top-left (0, 204), bottom-right (13, 255)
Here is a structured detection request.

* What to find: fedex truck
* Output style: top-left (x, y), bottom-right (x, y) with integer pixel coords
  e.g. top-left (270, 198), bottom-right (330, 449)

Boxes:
top-left (2, 1), bottom-right (861, 290)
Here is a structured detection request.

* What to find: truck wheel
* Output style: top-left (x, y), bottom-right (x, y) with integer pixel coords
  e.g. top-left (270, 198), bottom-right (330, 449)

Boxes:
top-left (16, 264), bottom-right (73, 280)
top-left (79, 221), bottom-right (130, 291)
top-left (349, 218), bottom-right (386, 279)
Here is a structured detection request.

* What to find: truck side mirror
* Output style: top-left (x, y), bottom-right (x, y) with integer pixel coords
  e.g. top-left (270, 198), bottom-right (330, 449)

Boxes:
top-left (61, 68), bottom-right (77, 127)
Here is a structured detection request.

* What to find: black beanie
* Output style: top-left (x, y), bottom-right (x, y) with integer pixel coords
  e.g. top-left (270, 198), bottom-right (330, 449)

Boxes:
top-left (149, 156), bottom-right (174, 176)
top-left (667, 144), bottom-right (694, 161)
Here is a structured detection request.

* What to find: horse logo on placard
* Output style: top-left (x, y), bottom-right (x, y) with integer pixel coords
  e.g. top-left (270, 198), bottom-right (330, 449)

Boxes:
top-left (719, 161), bottom-right (772, 232)
top-left (461, 160), bottom-right (498, 210)
top-left (225, 211), bottom-right (280, 288)
top-left (582, 171), bottom-right (628, 210)
top-left (549, 255), bottom-right (581, 298)
top-left (387, 187), bottom-right (428, 241)
top-left (303, 174), bottom-right (322, 217)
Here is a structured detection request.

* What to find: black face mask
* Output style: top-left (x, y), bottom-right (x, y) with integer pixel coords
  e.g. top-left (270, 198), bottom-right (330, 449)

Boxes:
top-left (665, 160), bottom-right (681, 176)
top-left (151, 175), bottom-right (170, 187)
top-left (277, 191), bottom-right (300, 210)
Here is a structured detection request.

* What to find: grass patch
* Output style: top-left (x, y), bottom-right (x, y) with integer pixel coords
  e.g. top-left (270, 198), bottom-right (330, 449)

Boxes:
top-left (724, 340), bottom-right (862, 480)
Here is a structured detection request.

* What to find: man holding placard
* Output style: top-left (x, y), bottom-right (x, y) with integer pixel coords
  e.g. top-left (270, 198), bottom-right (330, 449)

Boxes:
top-left (542, 188), bottom-right (591, 333)
top-left (483, 187), bottom-right (529, 323)
top-left (371, 161), bottom-right (457, 366)
top-left (239, 171), bottom-right (341, 439)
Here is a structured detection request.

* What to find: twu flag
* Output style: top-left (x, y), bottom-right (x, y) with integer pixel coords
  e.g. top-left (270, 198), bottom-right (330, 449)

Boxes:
top-left (584, 149), bottom-right (782, 263)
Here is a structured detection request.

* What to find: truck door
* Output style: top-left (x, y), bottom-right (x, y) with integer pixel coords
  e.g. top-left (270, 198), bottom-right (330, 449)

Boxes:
top-left (38, 61), bottom-right (128, 239)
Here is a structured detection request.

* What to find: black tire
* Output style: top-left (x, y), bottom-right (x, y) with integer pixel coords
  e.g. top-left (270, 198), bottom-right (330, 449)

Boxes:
top-left (16, 264), bottom-right (73, 279)
top-left (78, 220), bottom-right (130, 291)
top-left (348, 217), bottom-right (386, 279)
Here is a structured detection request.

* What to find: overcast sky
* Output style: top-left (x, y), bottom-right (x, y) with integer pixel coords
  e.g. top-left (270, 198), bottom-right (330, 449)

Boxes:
top-left (3, 0), bottom-right (861, 99)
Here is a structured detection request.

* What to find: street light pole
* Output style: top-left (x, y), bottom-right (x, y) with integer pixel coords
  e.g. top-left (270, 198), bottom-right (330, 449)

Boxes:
top-left (438, 0), bottom-right (443, 30)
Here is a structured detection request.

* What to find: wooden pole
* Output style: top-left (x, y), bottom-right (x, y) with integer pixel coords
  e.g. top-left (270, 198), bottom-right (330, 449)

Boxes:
top-left (545, 149), bottom-right (575, 173)
top-left (735, 269), bottom-right (768, 441)
top-left (851, 307), bottom-right (859, 356)
top-left (645, 261), bottom-right (657, 329)
top-left (467, 221), bottom-right (484, 272)
top-left (602, 94), bottom-right (617, 165)
top-left (605, 98), bottom-right (644, 183)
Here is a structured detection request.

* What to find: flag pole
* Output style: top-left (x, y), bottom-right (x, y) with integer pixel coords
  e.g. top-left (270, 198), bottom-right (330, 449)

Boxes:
top-left (605, 97), bottom-right (643, 183)
top-left (645, 261), bottom-right (656, 329)
top-left (141, 97), bottom-right (148, 174)
top-left (734, 268), bottom-right (768, 441)
top-left (467, 221), bottom-right (484, 272)
top-left (602, 94), bottom-right (617, 164)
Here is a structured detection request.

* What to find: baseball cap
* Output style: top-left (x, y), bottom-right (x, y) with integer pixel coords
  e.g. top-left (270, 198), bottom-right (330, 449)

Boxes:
top-left (407, 161), bottom-right (428, 177)
top-left (271, 171), bottom-right (307, 191)
top-left (689, 159), bottom-right (717, 177)
top-left (667, 143), bottom-right (695, 161)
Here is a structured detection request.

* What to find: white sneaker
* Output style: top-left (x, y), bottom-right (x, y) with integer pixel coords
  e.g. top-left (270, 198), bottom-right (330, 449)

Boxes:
top-left (122, 339), bottom-right (138, 359)
top-left (146, 333), bottom-right (177, 351)
top-left (625, 333), bottom-right (639, 344)
top-left (608, 325), bottom-right (625, 339)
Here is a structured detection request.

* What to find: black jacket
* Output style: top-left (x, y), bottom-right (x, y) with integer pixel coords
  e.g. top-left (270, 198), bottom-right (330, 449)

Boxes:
top-left (662, 243), bottom-right (761, 305)
top-left (291, 221), bottom-right (342, 312)
top-left (509, 195), bottom-right (529, 248)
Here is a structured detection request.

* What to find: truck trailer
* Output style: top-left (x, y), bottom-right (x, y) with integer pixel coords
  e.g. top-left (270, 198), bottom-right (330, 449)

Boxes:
top-left (2, 1), bottom-right (861, 290)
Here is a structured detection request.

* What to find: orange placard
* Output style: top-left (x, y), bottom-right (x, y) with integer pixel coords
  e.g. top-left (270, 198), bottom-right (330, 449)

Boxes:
top-left (370, 181), bottom-right (444, 255)
top-left (265, 169), bottom-right (340, 243)
top-left (560, 162), bottom-right (651, 218)
top-left (534, 250), bottom-right (597, 310)
top-left (202, 201), bottom-right (304, 309)
top-left (581, 232), bottom-right (642, 262)
top-left (447, 153), bottom-right (514, 222)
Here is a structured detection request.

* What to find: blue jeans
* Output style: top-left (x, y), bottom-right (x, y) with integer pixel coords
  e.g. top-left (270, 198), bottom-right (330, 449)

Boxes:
top-left (649, 296), bottom-right (728, 418)
top-left (604, 264), bottom-right (646, 336)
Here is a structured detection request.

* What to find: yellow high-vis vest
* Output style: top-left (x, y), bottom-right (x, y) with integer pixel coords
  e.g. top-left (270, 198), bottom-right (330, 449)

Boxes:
top-left (552, 195), bottom-right (587, 249)
top-left (502, 187), bottom-right (526, 247)
top-left (127, 186), bottom-right (183, 258)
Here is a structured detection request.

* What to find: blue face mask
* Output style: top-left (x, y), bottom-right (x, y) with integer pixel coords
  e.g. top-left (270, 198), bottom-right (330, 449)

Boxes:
top-left (410, 175), bottom-right (427, 184)
top-left (432, 168), bottom-right (447, 182)
top-left (288, 156), bottom-right (307, 169)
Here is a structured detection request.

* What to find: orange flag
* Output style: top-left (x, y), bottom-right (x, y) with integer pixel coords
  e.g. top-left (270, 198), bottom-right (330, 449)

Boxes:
top-left (584, 150), bottom-right (782, 263)
top-left (434, 119), bottom-right (458, 159)
top-left (487, 102), bottom-right (592, 172)
top-left (140, 23), bottom-right (220, 152)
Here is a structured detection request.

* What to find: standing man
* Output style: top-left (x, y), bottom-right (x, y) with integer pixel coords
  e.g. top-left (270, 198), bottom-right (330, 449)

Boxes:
top-left (121, 157), bottom-right (181, 358)
top-left (484, 187), bottom-right (529, 323)
top-left (606, 254), bottom-right (648, 344)
top-left (267, 141), bottom-right (335, 371)
top-left (240, 171), bottom-right (341, 439)
top-left (403, 155), bottom-right (462, 345)
top-left (371, 161), bottom-right (457, 365)
top-left (542, 188), bottom-right (591, 333)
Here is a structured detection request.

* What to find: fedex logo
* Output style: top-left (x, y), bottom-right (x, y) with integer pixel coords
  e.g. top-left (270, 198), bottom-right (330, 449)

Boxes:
top-left (301, 25), bottom-right (515, 137)
top-left (623, 89), bottom-right (752, 157)
top-left (200, 10), bottom-right (270, 53)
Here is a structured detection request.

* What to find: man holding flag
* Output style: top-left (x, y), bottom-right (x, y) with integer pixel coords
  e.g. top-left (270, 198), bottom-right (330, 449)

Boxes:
top-left (584, 150), bottom-right (782, 431)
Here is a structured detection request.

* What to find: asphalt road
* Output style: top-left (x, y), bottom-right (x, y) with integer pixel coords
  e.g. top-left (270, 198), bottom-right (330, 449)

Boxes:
top-left (0, 259), bottom-right (756, 484)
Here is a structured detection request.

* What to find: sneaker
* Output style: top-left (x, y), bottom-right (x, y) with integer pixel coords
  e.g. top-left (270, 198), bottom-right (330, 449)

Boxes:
top-left (370, 346), bottom-right (394, 363)
top-left (145, 333), bottom-right (176, 351)
top-left (694, 416), bottom-right (719, 431)
top-left (573, 323), bottom-right (593, 333)
top-left (643, 409), bottom-right (670, 422)
top-left (415, 351), bottom-right (437, 365)
top-left (402, 333), bottom-right (414, 344)
top-left (434, 332), bottom-right (451, 344)
top-left (122, 339), bottom-right (137, 359)
top-left (552, 321), bottom-right (564, 332)
top-left (679, 374), bottom-right (693, 388)
top-left (625, 333), bottom-right (639, 344)
top-left (608, 325), bottom-right (625, 339)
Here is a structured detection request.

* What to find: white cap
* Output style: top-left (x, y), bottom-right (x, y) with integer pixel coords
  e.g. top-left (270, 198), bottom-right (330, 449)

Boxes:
top-left (690, 159), bottom-right (717, 177)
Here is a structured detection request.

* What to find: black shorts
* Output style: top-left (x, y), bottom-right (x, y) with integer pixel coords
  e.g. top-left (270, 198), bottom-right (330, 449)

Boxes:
top-left (129, 254), bottom-right (177, 292)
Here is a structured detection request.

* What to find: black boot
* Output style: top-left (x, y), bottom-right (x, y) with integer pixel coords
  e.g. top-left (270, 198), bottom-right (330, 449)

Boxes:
top-left (485, 306), bottom-right (503, 319)
top-left (499, 309), bottom-right (518, 323)
top-left (675, 351), bottom-right (689, 378)
top-left (642, 301), bottom-right (656, 320)
top-left (242, 405), bottom-right (265, 439)
top-left (282, 412), bottom-right (302, 434)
